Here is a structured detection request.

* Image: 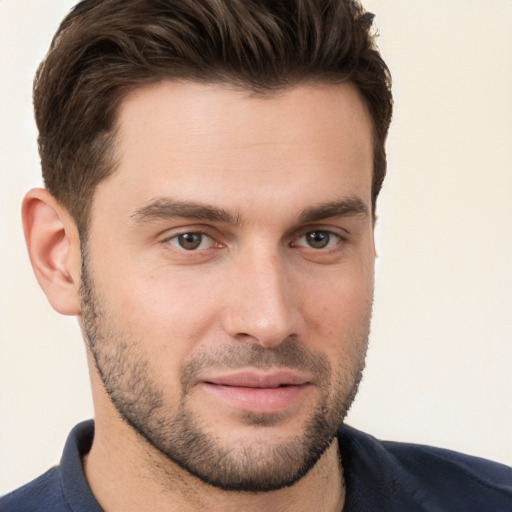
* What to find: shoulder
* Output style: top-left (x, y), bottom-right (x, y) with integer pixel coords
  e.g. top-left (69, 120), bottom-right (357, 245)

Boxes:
top-left (382, 436), bottom-right (512, 487)
top-left (338, 424), bottom-right (512, 511)
top-left (0, 467), bottom-right (70, 512)
top-left (1, 421), bottom-right (99, 512)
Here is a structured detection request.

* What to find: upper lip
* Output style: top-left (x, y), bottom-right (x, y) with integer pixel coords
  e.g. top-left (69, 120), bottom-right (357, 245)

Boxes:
top-left (202, 369), bottom-right (311, 388)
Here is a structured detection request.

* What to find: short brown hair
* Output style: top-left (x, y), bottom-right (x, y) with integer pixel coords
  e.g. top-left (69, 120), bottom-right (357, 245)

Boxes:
top-left (34, 0), bottom-right (392, 232)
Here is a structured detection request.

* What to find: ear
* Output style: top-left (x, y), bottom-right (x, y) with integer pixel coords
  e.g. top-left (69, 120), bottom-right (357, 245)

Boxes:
top-left (22, 188), bottom-right (82, 316)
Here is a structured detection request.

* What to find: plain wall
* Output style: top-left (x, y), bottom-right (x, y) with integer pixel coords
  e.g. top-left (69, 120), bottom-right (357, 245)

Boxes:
top-left (1, 0), bottom-right (511, 495)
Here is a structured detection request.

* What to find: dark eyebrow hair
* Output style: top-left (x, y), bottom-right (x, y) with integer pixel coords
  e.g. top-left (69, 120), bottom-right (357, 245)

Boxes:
top-left (298, 197), bottom-right (369, 224)
top-left (131, 195), bottom-right (368, 226)
top-left (131, 197), bottom-right (241, 224)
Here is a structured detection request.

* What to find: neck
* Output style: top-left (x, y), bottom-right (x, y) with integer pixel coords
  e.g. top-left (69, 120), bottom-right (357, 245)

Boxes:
top-left (83, 419), bottom-right (345, 512)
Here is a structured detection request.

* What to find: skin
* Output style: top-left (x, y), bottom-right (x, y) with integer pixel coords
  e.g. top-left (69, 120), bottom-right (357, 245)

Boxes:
top-left (23, 81), bottom-right (376, 512)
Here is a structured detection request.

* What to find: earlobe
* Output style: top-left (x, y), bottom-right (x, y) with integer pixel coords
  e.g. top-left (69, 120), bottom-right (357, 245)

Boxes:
top-left (22, 188), bottom-right (82, 316)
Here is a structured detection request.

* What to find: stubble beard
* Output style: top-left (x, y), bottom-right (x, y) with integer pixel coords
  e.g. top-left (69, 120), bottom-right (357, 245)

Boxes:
top-left (79, 253), bottom-right (370, 492)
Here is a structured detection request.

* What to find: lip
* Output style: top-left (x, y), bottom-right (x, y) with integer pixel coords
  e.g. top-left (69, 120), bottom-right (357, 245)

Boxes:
top-left (198, 369), bottom-right (313, 414)
top-left (205, 369), bottom-right (311, 388)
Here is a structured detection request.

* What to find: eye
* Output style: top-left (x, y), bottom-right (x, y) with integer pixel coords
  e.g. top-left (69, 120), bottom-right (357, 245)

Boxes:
top-left (294, 230), bottom-right (341, 250)
top-left (167, 232), bottom-right (214, 251)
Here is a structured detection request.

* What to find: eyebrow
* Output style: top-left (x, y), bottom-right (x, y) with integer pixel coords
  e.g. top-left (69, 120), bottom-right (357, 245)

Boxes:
top-left (131, 195), bottom-right (368, 225)
top-left (131, 197), bottom-right (240, 224)
top-left (298, 197), bottom-right (369, 224)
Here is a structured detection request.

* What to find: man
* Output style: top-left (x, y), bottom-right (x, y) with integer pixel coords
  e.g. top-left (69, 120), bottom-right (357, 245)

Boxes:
top-left (1, 0), bottom-right (510, 511)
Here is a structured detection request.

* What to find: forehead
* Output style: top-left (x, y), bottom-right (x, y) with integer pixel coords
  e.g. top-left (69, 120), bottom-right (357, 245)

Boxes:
top-left (94, 80), bottom-right (374, 222)
top-left (116, 80), bottom-right (373, 155)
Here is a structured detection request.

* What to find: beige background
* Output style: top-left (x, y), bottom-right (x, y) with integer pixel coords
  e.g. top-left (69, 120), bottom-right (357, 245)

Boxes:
top-left (1, 0), bottom-right (511, 495)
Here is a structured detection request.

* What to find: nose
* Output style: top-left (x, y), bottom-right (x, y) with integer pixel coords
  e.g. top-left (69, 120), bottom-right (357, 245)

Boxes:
top-left (221, 247), bottom-right (301, 348)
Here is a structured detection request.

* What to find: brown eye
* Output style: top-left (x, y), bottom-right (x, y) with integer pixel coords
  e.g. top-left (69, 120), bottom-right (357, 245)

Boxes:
top-left (306, 231), bottom-right (331, 249)
top-left (178, 233), bottom-right (202, 250)
top-left (294, 230), bottom-right (340, 250)
top-left (168, 232), bottom-right (212, 251)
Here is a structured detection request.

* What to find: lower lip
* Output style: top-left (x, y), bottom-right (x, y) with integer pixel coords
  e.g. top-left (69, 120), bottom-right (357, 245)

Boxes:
top-left (200, 383), bottom-right (312, 414)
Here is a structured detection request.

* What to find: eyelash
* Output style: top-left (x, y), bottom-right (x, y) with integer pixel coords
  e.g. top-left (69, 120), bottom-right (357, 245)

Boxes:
top-left (165, 231), bottom-right (218, 252)
top-left (163, 228), bottom-right (346, 254)
top-left (291, 230), bottom-right (343, 250)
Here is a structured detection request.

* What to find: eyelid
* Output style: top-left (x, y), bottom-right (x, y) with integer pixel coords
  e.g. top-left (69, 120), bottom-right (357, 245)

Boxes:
top-left (158, 224), bottom-right (349, 255)
top-left (166, 231), bottom-right (214, 251)
top-left (292, 223), bottom-right (349, 239)
top-left (159, 223), bottom-right (217, 241)
top-left (160, 225), bottom-right (225, 253)
top-left (291, 229), bottom-right (343, 250)
top-left (288, 220), bottom-right (352, 240)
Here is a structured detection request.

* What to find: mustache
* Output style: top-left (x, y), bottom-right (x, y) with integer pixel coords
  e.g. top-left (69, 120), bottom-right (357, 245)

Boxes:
top-left (179, 338), bottom-right (330, 394)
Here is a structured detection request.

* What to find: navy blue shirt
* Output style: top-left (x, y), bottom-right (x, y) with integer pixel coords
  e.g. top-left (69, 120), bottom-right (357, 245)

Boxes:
top-left (2, 420), bottom-right (511, 511)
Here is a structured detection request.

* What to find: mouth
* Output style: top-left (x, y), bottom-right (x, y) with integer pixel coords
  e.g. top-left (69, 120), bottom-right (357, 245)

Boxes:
top-left (198, 370), bottom-right (313, 414)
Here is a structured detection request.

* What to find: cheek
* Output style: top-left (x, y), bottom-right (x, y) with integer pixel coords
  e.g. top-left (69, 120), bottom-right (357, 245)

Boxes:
top-left (105, 270), bottom-right (223, 352)
top-left (300, 264), bottom-right (373, 338)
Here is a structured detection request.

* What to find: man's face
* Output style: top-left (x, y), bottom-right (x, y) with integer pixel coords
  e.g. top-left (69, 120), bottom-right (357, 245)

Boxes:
top-left (80, 81), bottom-right (375, 491)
